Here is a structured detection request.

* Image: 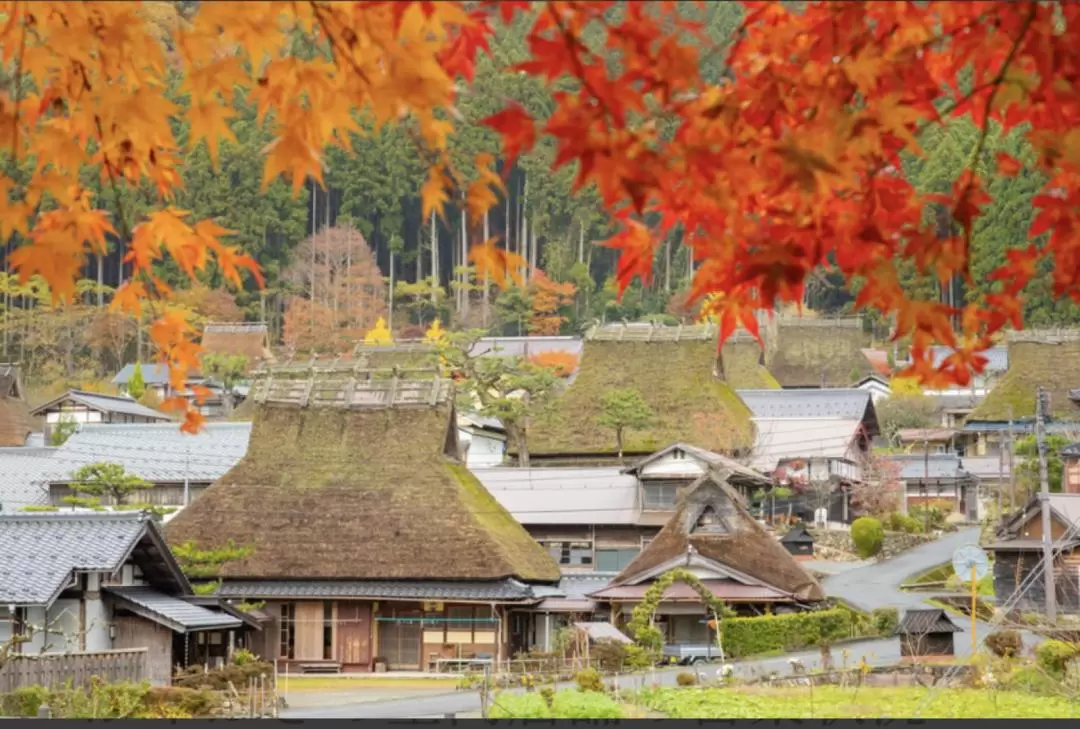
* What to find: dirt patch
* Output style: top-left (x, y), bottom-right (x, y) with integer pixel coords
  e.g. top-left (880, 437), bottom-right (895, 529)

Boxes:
top-left (280, 680), bottom-right (458, 710)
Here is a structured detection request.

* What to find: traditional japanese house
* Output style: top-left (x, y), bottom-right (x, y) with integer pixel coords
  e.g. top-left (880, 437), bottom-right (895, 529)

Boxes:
top-left (0, 363), bottom-right (31, 447)
top-left (523, 323), bottom-right (755, 466)
top-left (589, 468), bottom-right (825, 646)
top-left (164, 365), bottom-right (561, 674)
top-left (765, 317), bottom-right (874, 389)
top-left (987, 493), bottom-right (1080, 615)
top-left (781, 525), bottom-right (815, 559)
top-left (895, 608), bottom-right (962, 661)
top-left (200, 322), bottom-right (274, 372)
top-left (0, 511), bottom-right (251, 685)
top-left (30, 389), bottom-right (169, 443)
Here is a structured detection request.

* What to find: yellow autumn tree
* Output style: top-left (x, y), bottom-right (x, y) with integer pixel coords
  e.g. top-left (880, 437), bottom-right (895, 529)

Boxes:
top-left (425, 318), bottom-right (446, 343)
top-left (363, 318), bottom-right (393, 346)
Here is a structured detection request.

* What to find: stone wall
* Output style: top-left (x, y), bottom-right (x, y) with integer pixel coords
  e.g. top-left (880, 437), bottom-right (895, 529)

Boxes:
top-left (809, 528), bottom-right (937, 561)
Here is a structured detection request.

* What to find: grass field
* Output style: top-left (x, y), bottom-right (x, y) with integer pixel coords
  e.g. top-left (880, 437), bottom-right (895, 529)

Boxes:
top-left (280, 676), bottom-right (458, 692)
top-left (639, 686), bottom-right (1080, 718)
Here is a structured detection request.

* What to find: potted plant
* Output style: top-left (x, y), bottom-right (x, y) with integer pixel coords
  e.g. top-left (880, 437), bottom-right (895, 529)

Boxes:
top-left (373, 656), bottom-right (388, 673)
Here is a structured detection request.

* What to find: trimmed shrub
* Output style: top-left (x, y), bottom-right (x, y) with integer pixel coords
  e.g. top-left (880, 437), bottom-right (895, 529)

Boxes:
top-left (886, 512), bottom-right (923, 534)
top-left (870, 607), bottom-right (899, 636)
top-left (1035, 640), bottom-right (1079, 676)
top-left (985, 630), bottom-right (1023, 659)
top-left (676, 671), bottom-right (698, 686)
top-left (488, 693), bottom-right (552, 719)
top-left (720, 608), bottom-right (853, 658)
top-left (851, 517), bottom-right (885, 559)
top-left (590, 639), bottom-right (628, 673)
top-left (574, 667), bottom-right (604, 693)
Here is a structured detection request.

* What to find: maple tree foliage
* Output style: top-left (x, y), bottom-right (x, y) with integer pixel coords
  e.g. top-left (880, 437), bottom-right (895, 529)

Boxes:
top-left (528, 349), bottom-right (580, 377)
top-left (3, 1), bottom-right (1080, 430)
top-left (527, 269), bottom-right (576, 335)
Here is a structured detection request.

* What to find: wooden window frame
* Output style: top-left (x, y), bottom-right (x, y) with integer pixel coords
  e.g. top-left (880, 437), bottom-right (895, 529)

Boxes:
top-left (279, 603), bottom-right (295, 659)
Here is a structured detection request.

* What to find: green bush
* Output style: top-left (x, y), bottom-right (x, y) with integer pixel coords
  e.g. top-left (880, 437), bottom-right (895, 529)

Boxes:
top-left (144, 686), bottom-right (223, 717)
top-left (590, 638), bottom-right (628, 673)
top-left (886, 512), bottom-right (923, 534)
top-left (172, 660), bottom-right (274, 691)
top-left (676, 671), bottom-right (698, 686)
top-left (1, 686), bottom-right (49, 717)
top-left (720, 608), bottom-right (853, 658)
top-left (488, 693), bottom-right (552, 719)
top-left (550, 690), bottom-right (623, 719)
top-left (909, 505), bottom-right (946, 531)
top-left (870, 607), bottom-right (899, 636)
top-left (1035, 640), bottom-right (1079, 676)
top-left (1003, 666), bottom-right (1062, 695)
top-left (850, 517), bottom-right (885, 559)
top-left (985, 630), bottom-right (1023, 659)
top-left (574, 667), bottom-right (605, 693)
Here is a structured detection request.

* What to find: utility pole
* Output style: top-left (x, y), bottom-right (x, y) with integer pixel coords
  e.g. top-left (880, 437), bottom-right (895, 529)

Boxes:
top-left (1036, 386), bottom-right (1057, 622)
top-left (922, 439), bottom-right (930, 533)
top-left (1007, 405), bottom-right (1016, 513)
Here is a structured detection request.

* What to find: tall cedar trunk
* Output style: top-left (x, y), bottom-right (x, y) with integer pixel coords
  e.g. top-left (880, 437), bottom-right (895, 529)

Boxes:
top-left (505, 178), bottom-right (513, 258)
top-left (389, 250), bottom-right (395, 329)
top-left (430, 210), bottom-right (437, 302)
top-left (310, 182), bottom-right (316, 329)
top-left (520, 174), bottom-right (528, 283)
top-left (97, 255), bottom-right (104, 307)
top-left (416, 224), bottom-right (423, 283)
top-left (530, 218), bottom-right (538, 277)
top-left (461, 203), bottom-right (469, 320)
top-left (664, 236), bottom-right (672, 293)
top-left (482, 210), bottom-right (490, 327)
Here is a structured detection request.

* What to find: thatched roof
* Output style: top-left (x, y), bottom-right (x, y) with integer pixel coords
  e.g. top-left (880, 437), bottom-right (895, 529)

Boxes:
top-left (525, 324), bottom-right (754, 457)
top-left (201, 323), bottom-right (272, 368)
top-left (767, 320), bottom-right (873, 388)
top-left (165, 370), bottom-right (560, 584)
top-left (608, 469), bottom-right (825, 602)
top-left (720, 340), bottom-right (780, 389)
top-left (970, 332), bottom-right (1080, 422)
top-left (0, 364), bottom-right (30, 447)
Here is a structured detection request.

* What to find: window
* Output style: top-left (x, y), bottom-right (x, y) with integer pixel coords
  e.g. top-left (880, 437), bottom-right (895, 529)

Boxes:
top-left (596, 548), bottom-right (639, 571)
top-left (643, 481), bottom-right (678, 510)
top-left (323, 601), bottom-right (334, 660)
top-left (279, 603), bottom-right (295, 659)
top-left (542, 541), bottom-right (593, 566)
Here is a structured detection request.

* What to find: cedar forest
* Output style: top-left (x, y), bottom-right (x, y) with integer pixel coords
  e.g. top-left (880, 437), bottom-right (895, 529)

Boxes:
top-left (0, 1), bottom-right (1078, 430)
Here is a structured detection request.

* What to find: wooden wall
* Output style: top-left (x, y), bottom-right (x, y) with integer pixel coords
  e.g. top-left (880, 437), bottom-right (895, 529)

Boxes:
top-left (112, 617), bottom-right (172, 685)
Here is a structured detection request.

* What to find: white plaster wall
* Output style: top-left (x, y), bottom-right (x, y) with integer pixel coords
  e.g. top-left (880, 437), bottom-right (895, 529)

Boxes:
top-left (637, 451), bottom-right (708, 479)
top-left (84, 573), bottom-right (111, 653)
top-left (462, 431), bottom-right (505, 467)
top-left (44, 600), bottom-right (83, 653)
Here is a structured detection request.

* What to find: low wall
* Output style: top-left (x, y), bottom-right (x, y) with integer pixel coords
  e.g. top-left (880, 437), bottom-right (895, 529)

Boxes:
top-left (810, 529), bottom-right (937, 561)
top-left (0, 649), bottom-right (148, 694)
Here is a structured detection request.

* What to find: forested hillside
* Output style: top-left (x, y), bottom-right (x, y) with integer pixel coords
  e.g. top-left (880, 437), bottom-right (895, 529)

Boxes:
top-left (0, 1), bottom-right (1068, 392)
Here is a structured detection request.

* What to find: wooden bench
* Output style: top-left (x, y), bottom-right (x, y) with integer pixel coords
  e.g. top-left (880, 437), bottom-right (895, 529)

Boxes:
top-left (298, 662), bottom-right (342, 675)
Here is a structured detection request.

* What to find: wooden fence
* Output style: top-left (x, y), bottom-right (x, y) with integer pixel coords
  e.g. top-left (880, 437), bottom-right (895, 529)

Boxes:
top-left (251, 369), bottom-right (452, 409)
top-left (0, 649), bottom-right (148, 694)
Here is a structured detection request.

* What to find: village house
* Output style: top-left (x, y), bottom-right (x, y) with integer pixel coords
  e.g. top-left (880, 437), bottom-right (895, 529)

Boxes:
top-left (987, 493), bottom-right (1080, 615)
top-left (458, 413), bottom-right (508, 468)
top-left (0, 421), bottom-right (250, 512)
top-left (164, 364), bottom-right (562, 674)
top-left (0, 363), bottom-right (31, 447)
top-left (890, 453), bottom-right (978, 521)
top-left (588, 469), bottom-right (825, 647)
top-left (200, 322), bottom-right (274, 372)
top-left (0, 511), bottom-right (253, 685)
top-left (763, 316), bottom-right (874, 389)
top-left (29, 389), bottom-right (169, 444)
top-left (112, 363), bottom-right (237, 419)
top-left (1060, 443), bottom-right (1080, 494)
top-left (854, 373), bottom-right (892, 404)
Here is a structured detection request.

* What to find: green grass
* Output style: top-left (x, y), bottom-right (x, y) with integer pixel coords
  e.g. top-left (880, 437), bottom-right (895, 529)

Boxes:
top-left (906, 562), bottom-right (995, 596)
top-left (280, 677), bottom-right (458, 692)
top-left (489, 690), bottom-right (624, 719)
top-left (639, 686), bottom-right (1080, 718)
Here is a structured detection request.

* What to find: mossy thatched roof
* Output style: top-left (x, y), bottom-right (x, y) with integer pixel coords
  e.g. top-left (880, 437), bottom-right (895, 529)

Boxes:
top-left (970, 337), bottom-right (1080, 421)
top-left (201, 323), bottom-right (272, 367)
top-left (720, 340), bottom-right (780, 389)
top-left (526, 339), bottom-right (754, 456)
top-left (767, 322), bottom-right (873, 388)
top-left (610, 470), bottom-right (825, 601)
top-left (0, 364), bottom-right (30, 447)
top-left (165, 399), bottom-right (561, 584)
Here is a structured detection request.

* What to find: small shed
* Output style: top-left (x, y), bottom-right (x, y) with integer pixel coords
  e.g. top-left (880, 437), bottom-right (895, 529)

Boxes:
top-left (895, 608), bottom-right (962, 660)
top-left (780, 524), bottom-right (815, 559)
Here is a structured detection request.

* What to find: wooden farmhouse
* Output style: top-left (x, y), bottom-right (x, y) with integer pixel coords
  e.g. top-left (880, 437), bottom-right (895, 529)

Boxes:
top-left (988, 493), bottom-right (1080, 614)
top-left (29, 389), bottom-right (169, 443)
top-left (200, 322), bottom-right (274, 372)
top-left (0, 511), bottom-right (254, 684)
top-left (164, 364), bottom-right (561, 674)
top-left (895, 608), bottom-right (962, 661)
top-left (0, 363), bottom-right (31, 447)
top-left (588, 469), bottom-right (825, 646)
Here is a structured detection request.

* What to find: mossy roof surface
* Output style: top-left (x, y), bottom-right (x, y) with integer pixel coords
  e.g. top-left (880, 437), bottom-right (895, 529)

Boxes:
top-left (970, 340), bottom-right (1080, 421)
top-left (767, 324), bottom-right (873, 388)
top-left (526, 339), bottom-right (754, 456)
top-left (164, 402), bottom-right (561, 584)
top-left (721, 341), bottom-right (780, 389)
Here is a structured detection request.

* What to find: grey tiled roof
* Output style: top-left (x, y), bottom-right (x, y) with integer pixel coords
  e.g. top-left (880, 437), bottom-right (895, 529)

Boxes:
top-left (896, 608), bottom-right (963, 635)
top-left (0, 512), bottom-right (154, 605)
top-left (474, 467), bottom-right (640, 525)
top-left (216, 579), bottom-right (537, 601)
top-left (112, 363), bottom-right (172, 386)
top-left (469, 336), bottom-right (583, 359)
top-left (30, 390), bottom-right (170, 421)
top-left (737, 389), bottom-right (872, 420)
top-left (104, 586), bottom-right (242, 632)
top-left (0, 422), bottom-right (251, 510)
top-left (929, 345), bottom-right (1008, 372)
top-left (890, 454), bottom-right (973, 481)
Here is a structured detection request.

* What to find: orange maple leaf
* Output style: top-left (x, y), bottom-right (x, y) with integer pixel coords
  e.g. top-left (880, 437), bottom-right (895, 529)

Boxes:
top-left (468, 237), bottom-right (524, 289)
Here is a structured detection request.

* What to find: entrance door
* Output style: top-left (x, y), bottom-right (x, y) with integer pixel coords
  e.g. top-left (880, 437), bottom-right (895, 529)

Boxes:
top-left (337, 603), bottom-right (372, 667)
top-left (378, 609), bottom-right (422, 670)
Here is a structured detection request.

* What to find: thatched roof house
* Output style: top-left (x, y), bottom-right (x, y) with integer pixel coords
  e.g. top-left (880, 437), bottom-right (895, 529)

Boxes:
top-left (766, 319), bottom-right (873, 388)
top-left (525, 324), bottom-right (754, 459)
top-left (0, 363), bottom-right (31, 447)
top-left (166, 368), bottom-right (559, 586)
top-left (720, 339), bottom-right (780, 389)
top-left (591, 469), bottom-right (825, 610)
top-left (200, 322), bottom-right (273, 370)
top-left (970, 331), bottom-right (1080, 422)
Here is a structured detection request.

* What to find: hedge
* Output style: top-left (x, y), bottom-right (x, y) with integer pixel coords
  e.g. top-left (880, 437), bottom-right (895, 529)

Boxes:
top-left (720, 608), bottom-right (854, 658)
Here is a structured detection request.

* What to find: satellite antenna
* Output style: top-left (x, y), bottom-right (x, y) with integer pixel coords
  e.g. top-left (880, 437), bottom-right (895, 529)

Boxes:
top-left (952, 545), bottom-right (991, 654)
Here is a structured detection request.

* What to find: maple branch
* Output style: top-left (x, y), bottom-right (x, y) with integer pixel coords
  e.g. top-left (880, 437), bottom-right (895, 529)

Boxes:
top-left (8, 1), bottom-right (28, 161)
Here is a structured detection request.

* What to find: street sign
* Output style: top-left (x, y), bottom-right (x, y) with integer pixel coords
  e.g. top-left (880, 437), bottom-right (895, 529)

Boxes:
top-left (952, 545), bottom-right (990, 582)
